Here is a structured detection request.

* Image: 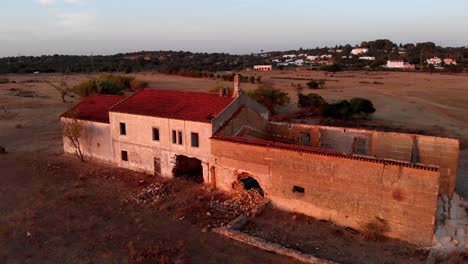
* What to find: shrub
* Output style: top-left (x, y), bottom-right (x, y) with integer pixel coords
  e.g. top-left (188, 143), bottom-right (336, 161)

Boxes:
top-left (248, 82), bottom-right (290, 114)
top-left (306, 80), bottom-right (319, 89)
top-left (0, 78), bottom-right (9, 84)
top-left (298, 93), bottom-right (326, 109)
top-left (360, 217), bottom-right (390, 241)
top-left (129, 79), bottom-right (148, 91)
top-left (100, 74), bottom-right (134, 89)
top-left (322, 100), bottom-right (353, 119)
top-left (209, 83), bottom-right (233, 95)
top-left (350, 98), bottom-right (376, 115)
top-left (73, 79), bottom-right (124, 97)
top-left (319, 63), bottom-right (343, 73)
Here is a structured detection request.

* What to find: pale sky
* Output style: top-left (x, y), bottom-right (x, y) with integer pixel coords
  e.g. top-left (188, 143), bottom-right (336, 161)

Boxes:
top-left (1, 0), bottom-right (468, 57)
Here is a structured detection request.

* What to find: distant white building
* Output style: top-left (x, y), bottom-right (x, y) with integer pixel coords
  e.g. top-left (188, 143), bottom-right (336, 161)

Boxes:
top-left (253, 65), bottom-right (273, 71)
top-left (283, 54), bottom-right (297, 59)
top-left (320, 54), bottom-right (333, 59)
top-left (359, 56), bottom-right (376, 61)
top-left (306, 55), bottom-right (318, 61)
top-left (351, 48), bottom-right (369, 55)
top-left (294, 59), bottom-right (304, 66)
top-left (443, 58), bottom-right (457, 65)
top-left (426, 57), bottom-right (442, 65)
top-left (386, 60), bottom-right (415, 69)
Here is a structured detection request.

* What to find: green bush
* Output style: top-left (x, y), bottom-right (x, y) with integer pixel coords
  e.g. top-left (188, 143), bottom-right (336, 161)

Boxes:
top-left (0, 78), bottom-right (9, 84)
top-left (319, 63), bottom-right (343, 73)
top-left (306, 80), bottom-right (319, 89)
top-left (298, 93), bottom-right (326, 109)
top-left (350, 98), bottom-right (376, 115)
top-left (209, 83), bottom-right (233, 95)
top-left (73, 79), bottom-right (124, 97)
top-left (248, 84), bottom-right (290, 114)
top-left (129, 79), bottom-right (148, 91)
top-left (322, 100), bottom-right (353, 119)
top-left (100, 74), bottom-right (134, 90)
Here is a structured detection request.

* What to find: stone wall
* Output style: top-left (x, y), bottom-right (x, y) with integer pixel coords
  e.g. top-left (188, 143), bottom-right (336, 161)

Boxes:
top-left (267, 122), bottom-right (459, 195)
top-left (211, 139), bottom-right (440, 246)
top-left (217, 107), bottom-right (268, 138)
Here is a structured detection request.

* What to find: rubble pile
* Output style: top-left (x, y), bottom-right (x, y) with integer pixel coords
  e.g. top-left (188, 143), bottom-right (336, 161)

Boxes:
top-left (132, 182), bottom-right (172, 204)
top-left (210, 189), bottom-right (266, 215)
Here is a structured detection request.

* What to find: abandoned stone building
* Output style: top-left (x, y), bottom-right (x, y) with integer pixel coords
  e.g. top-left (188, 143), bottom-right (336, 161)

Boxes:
top-left (61, 76), bottom-right (460, 246)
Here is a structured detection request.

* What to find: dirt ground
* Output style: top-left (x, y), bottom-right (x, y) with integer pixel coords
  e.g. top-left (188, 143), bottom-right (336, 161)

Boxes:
top-left (0, 153), bottom-right (297, 264)
top-left (242, 208), bottom-right (428, 264)
top-left (0, 70), bottom-right (468, 262)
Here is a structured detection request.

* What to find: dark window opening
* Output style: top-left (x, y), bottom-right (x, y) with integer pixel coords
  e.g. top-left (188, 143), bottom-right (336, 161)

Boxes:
top-left (172, 130), bottom-right (177, 144)
top-left (300, 132), bottom-right (311, 146)
top-left (191, 132), bottom-right (199, 147)
top-left (353, 137), bottom-right (367, 155)
top-left (120, 123), bottom-right (126, 135)
top-left (178, 131), bottom-right (183, 145)
top-left (237, 174), bottom-right (264, 196)
top-left (121, 150), bottom-right (128, 161)
top-left (153, 128), bottom-right (160, 141)
top-left (172, 155), bottom-right (203, 183)
top-left (292, 186), bottom-right (305, 193)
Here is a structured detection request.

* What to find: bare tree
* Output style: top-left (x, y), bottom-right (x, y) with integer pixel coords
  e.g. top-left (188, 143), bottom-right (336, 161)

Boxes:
top-left (61, 117), bottom-right (85, 162)
top-left (47, 81), bottom-right (73, 103)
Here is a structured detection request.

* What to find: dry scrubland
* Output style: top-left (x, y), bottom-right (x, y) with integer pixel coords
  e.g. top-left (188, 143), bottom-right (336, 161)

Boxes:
top-left (1, 70), bottom-right (468, 262)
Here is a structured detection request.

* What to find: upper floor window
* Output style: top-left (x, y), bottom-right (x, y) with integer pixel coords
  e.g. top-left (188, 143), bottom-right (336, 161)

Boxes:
top-left (119, 122), bottom-right (126, 136)
top-left (353, 137), bottom-right (367, 155)
top-left (178, 131), bottom-right (183, 145)
top-left (300, 132), bottom-right (310, 146)
top-left (172, 130), bottom-right (177, 144)
top-left (191, 132), bottom-right (199, 147)
top-left (153, 128), bottom-right (160, 141)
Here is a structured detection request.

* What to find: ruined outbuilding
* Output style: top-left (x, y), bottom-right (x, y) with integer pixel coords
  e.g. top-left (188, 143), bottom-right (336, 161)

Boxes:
top-left (61, 77), bottom-right (460, 246)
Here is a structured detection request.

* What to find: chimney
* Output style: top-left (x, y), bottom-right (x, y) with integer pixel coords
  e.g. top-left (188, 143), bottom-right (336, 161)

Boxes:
top-left (232, 74), bottom-right (241, 98)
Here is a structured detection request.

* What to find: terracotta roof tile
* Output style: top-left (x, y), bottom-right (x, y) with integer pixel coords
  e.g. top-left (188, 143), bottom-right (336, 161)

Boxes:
top-left (110, 89), bottom-right (234, 123)
top-left (61, 94), bottom-right (125, 123)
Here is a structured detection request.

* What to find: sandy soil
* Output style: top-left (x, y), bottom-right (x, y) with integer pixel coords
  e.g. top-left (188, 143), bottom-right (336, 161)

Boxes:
top-left (0, 70), bottom-right (467, 262)
top-left (242, 208), bottom-right (429, 264)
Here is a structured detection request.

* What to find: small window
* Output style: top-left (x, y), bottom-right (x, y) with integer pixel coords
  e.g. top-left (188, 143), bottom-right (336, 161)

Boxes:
top-left (119, 123), bottom-right (126, 135)
top-left (353, 137), bottom-right (367, 155)
top-left (121, 150), bottom-right (128, 161)
top-left (191, 132), bottom-right (199, 147)
top-left (300, 132), bottom-right (310, 146)
top-left (292, 186), bottom-right (305, 193)
top-left (172, 130), bottom-right (177, 144)
top-left (153, 128), bottom-right (160, 141)
top-left (178, 131), bottom-right (183, 145)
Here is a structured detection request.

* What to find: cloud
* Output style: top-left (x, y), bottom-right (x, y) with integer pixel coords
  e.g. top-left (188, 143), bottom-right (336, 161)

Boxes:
top-left (56, 12), bottom-right (96, 29)
top-left (64, 0), bottom-right (84, 4)
top-left (36, 0), bottom-right (55, 5)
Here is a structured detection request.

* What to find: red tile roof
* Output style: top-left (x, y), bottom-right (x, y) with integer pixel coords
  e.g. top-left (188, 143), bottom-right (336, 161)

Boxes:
top-left (61, 94), bottom-right (125, 123)
top-left (110, 89), bottom-right (235, 123)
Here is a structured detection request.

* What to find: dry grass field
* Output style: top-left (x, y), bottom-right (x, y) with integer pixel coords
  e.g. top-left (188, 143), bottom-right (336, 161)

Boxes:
top-left (0, 70), bottom-right (467, 262)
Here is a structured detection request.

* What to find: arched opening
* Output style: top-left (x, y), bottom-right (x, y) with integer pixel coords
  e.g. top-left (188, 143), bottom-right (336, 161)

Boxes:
top-left (172, 155), bottom-right (203, 183)
top-left (235, 173), bottom-right (264, 196)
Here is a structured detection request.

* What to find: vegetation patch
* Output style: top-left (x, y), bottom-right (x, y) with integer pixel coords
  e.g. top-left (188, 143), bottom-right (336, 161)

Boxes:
top-left (360, 217), bottom-right (390, 241)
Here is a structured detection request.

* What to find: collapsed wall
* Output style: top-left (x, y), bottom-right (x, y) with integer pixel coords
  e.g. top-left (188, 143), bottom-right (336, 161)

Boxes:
top-left (211, 138), bottom-right (440, 246)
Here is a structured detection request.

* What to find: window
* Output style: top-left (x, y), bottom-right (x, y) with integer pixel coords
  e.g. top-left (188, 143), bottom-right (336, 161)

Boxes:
top-left (121, 150), bottom-right (128, 161)
top-left (191, 132), bottom-right (199, 147)
top-left (172, 130), bottom-right (177, 144)
top-left (153, 128), bottom-right (160, 141)
top-left (178, 131), bottom-right (183, 145)
top-left (353, 137), bottom-right (367, 155)
top-left (300, 132), bottom-right (310, 146)
top-left (292, 186), bottom-right (305, 193)
top-left (119, 122), bottom-right (126, 135)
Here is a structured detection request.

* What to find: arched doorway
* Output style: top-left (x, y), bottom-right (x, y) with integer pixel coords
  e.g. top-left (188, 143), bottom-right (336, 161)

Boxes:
top-left (172, 155), bottom-right (203, 183)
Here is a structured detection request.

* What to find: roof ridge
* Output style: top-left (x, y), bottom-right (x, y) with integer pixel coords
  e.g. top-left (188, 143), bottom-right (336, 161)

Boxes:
top-left (108, 88), bottom-right (144, 112)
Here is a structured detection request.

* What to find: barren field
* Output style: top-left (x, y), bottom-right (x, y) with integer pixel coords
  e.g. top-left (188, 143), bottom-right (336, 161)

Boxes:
top-left (0, 70), bottom-right (468, 262)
